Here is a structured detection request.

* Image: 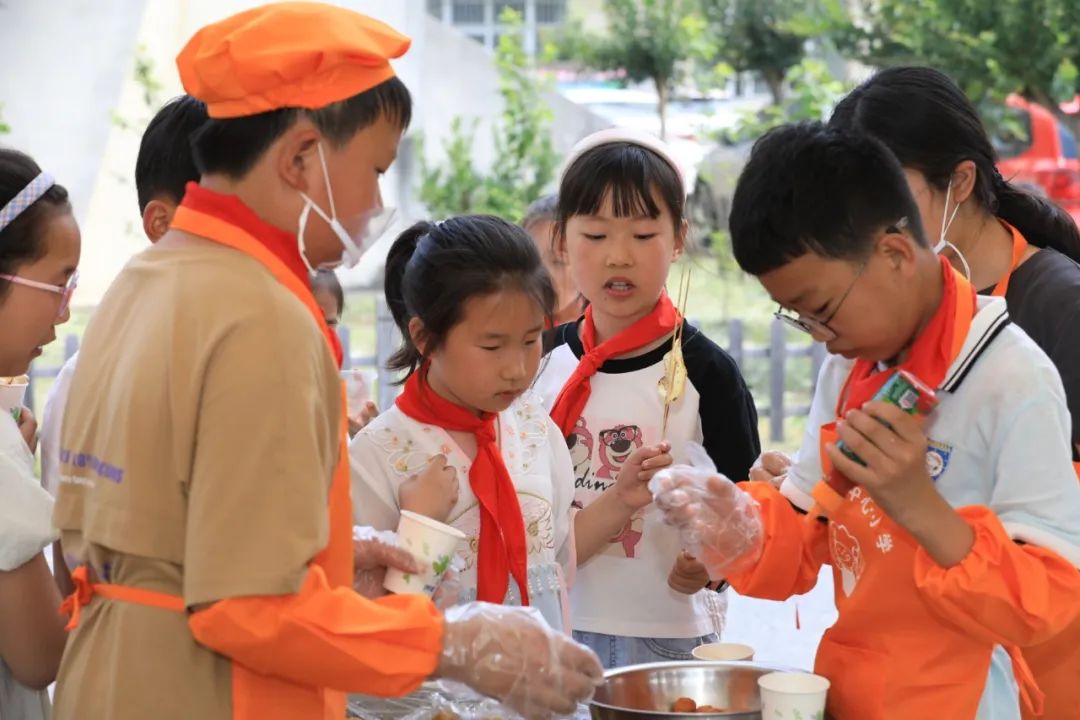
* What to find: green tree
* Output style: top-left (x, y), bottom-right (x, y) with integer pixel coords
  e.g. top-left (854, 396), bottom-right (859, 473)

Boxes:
top-left (553, 0), bottom-right (709, 139)
top-left (832, 0), bottom-right (1080, 133)
top-left (112, 45), bottom-right (165, 131)
top-left (419, 9), bottom-right (557, 220)
top-left (0, 104), bottom-right (10, 135)
top-left (698, 0), bottom-right (811, 105)
top-left (725, 57), bottom-right (848, 143)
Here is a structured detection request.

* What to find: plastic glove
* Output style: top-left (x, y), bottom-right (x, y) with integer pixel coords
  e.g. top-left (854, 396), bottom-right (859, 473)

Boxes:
top-left (352, 526), bottom-right (423, 599)
top-left (749, 450), bottom-right (791, 489)
top-left (348, 401), bottom-right (380, 437)
top-left (431, 555), bottom-right (466, 610)
top-left (345, 369), bottom-right (379, 437)
top-left (435, 602), bottom-right (604, 720)
top-left (649, 443), bottom-right (765, 580)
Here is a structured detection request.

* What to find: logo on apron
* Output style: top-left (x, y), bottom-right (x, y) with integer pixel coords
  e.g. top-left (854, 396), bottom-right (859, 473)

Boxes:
top-left (830, 523), bottom-right (864, 597)
top-left (925, 440), bottom-right (953, 482)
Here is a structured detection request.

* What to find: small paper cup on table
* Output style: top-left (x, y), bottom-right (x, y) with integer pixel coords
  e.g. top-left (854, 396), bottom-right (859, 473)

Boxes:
top-left (691, 642), bottom-right (755, 661)
top-left (383, 510), bottom-right (466, 596)
top-left (758, 671), bottom-right (830, 720)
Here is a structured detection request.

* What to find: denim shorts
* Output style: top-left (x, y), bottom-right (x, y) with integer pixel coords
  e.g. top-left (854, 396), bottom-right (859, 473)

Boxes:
top-left (572, 630), bottom-right (721, 670)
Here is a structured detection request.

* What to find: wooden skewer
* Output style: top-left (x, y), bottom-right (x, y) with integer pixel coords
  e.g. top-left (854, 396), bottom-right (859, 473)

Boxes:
top-left (660, 264), bottom-right (692, 441)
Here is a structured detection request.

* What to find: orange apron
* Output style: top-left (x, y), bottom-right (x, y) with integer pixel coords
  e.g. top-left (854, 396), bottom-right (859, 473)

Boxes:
top-left (989, 223), bottom-right (1080, 720)
top-left (61, 206), bottom-right (355, 720)
top-left (812, 439), bottom-right (1044, 718)
top-left (808, 274), bottom-right (1044, 719)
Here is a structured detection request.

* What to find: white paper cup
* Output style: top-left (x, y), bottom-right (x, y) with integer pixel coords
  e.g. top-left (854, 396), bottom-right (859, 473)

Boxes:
top-left (0, 376), bottom-right (29, 415)
top-left (758, 671), bottom-right (830, 720)
top-left (383, 510), bottom-right (466, 596)
top-left (691, 642), bottom-right (755, 661)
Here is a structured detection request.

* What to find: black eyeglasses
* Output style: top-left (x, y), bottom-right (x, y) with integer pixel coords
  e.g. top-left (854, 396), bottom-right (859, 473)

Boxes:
top-left (774, 217), bottom-right (908, 340)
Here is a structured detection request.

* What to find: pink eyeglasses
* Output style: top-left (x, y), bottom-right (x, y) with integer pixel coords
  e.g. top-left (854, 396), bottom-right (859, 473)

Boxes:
top-left (0, 270), bottom-right (79, 317)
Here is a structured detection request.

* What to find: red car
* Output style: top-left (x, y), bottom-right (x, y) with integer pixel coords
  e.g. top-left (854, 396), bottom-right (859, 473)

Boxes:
top-left (994, 95), bottom-right (1080, 225)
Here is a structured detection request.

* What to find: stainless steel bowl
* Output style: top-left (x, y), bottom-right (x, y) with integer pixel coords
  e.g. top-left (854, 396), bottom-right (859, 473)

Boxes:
top-left (590, 660), bottom-right (798, 719)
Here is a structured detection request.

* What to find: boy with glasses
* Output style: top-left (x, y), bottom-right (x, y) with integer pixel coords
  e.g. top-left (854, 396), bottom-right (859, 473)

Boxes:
top-left (651, 123), bottom-right (1080, 720)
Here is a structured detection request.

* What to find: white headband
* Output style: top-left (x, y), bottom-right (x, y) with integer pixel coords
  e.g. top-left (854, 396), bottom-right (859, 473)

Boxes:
top-left (0, 172), bottom-right (56, 233)
top-left (559, 128), bottom-right (686, 197)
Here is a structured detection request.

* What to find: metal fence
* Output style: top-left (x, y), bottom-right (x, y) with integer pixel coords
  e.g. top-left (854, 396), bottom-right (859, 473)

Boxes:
top-left (27, 311), bottom-right (824, 444)
top-left (721, 317), bottom-right (827, 442)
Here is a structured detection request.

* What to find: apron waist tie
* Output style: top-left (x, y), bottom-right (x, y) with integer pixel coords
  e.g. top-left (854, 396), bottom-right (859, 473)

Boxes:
top-left (60, 565), bottom-right (185, 631)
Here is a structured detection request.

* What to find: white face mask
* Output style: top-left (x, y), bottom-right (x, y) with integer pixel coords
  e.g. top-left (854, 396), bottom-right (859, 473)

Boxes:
top-left (932, 181), bottom-right (970, 279)
top-left (297, 143), bottom-right (397, 273)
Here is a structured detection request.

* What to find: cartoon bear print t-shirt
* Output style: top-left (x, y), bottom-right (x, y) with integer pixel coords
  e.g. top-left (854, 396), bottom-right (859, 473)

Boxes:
top-left (535, 320), bottom-right (760, 638)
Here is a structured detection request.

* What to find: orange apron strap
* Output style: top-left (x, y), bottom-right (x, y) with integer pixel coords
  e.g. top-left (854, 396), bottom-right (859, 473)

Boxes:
top-left (807, 424), bottom-right (845, 518)
top-left (991, 224), bottom-right (1030, 298)
top-left (1007, 644), bottom-right (1046, 717)
top-left (1072, 461), bottom-right (1080, 481)
top-left (60, 566), bottom-right (184, 631)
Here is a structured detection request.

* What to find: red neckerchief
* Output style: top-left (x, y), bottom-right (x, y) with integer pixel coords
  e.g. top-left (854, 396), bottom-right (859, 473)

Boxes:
top-left (549, 293), bottom-right (679, 436)
top-left (395, 368), bottom-right (530, 605)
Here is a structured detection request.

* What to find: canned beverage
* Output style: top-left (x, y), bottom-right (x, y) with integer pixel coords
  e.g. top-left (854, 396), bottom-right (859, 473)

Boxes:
top-left (828, 370), bottom-right (938, 495)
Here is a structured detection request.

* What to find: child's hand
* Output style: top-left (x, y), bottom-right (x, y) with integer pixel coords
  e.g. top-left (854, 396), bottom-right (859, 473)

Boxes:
top-left (399, 454), bottom-right (459, 523)
top-left (827, 401), bottom-right (978, 567)
top-left (353, 536), bottom-right (422, 599)
top-left (826, 401), bottom-right (936, 525)
top-left (651, 471), bottom-right (765, 579)
top-left (614, 442), bottom-right (673, 510)
top-left (16, 406), bottom-right (37, 454)
top-left (749, 450), bottom-right (791, 489)
top-left (667, 551), bottom-right (711, 594)
top-left (347, 401), bottom-right (379, 437)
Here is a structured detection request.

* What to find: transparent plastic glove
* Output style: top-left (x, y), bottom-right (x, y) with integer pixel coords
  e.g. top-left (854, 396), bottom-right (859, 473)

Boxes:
top-left (347, 401), bottom-right (379, 437)
top-left (749, 450), bottom-right (791, 489)
top-left (431, 555), bottom-right (466, 610)
top-left (649, 442), bottom-right (765, 580)
top-left (345, 369), bottom-right (380, 437)
top-left (345, 368), bottom-right (371, 409)
top-left (435, 602), bottom-right (604, 720)
top-left (352, 525), bottom-right (422, 599)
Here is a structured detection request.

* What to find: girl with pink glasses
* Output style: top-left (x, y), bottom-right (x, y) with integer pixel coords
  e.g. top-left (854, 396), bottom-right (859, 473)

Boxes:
top-left (0, 147), bottom-right (80, 719)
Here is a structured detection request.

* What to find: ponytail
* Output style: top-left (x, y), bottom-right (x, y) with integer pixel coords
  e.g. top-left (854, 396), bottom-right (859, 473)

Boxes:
top-left (992, 169), bottom-right (1080, 261)
top-left (384, 221), bottom-right (432, 378)
top-left (831, 66), bottom-right (1080, 263)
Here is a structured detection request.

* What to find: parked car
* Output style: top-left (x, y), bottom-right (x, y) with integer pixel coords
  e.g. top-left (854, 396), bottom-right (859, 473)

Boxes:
top-left (993, 94), bottom-right (1080, 225)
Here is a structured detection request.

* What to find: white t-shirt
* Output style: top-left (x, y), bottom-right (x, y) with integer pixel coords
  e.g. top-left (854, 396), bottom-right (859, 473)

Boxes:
top-left (349, 391), bottom-right (576, 632)
top-left (40, 351), bottom-right (78, 497)
top-left (0, 411), bottom-right (56, 571)
top-left (0, 407), bottom-right (56, 720)
top-left (533, 322), bottom-right (760, 638)
top-left (780, 296), bottom-right (1080, 720)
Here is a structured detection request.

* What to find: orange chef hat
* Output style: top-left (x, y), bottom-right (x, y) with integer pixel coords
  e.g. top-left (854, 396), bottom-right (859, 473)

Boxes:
top-left (177, 2), bottom-right (411, 119)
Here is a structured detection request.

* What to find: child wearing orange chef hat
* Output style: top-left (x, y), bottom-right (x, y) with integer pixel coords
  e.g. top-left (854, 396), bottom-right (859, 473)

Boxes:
top-left (51, 5), bottom-right (602, 720)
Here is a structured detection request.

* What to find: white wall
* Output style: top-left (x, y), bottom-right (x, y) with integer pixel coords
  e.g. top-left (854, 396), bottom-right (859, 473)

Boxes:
top-left (0, 0), bottom-right (146, 222)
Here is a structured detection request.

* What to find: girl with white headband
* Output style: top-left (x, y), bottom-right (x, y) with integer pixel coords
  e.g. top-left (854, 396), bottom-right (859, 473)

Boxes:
top-left (0, 147), bottom-right (80, 718)
top-left (533, 128), bottom-right (761, 666)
